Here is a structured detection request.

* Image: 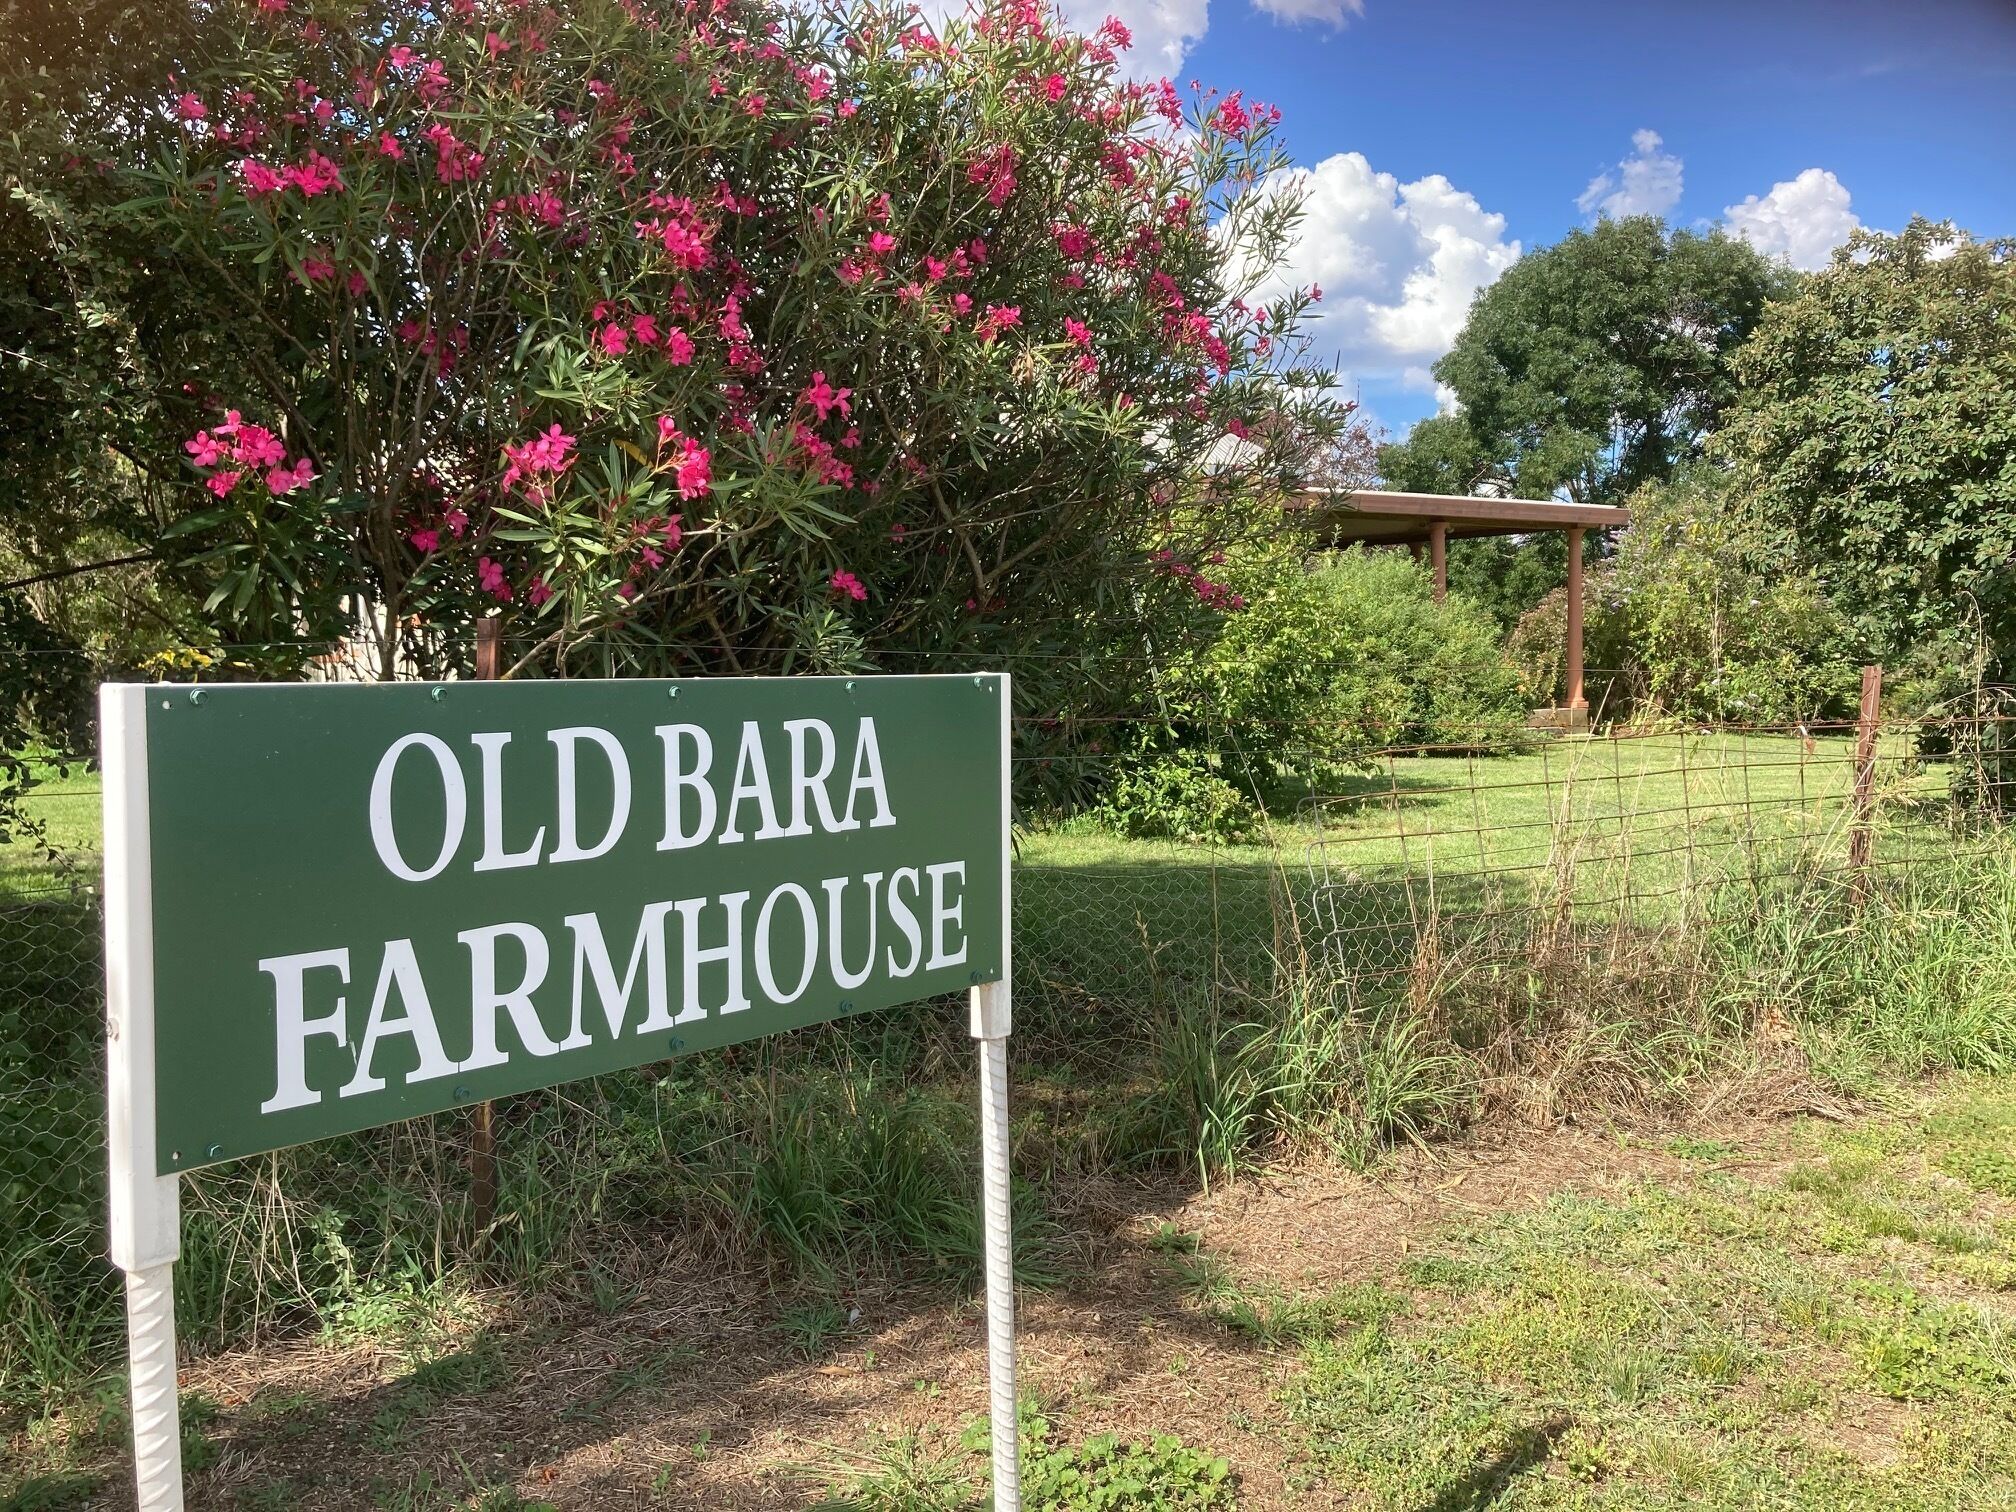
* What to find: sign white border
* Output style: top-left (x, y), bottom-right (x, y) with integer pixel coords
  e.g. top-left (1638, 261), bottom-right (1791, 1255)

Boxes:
top-left (102, 678), bottom-right (1020, 1510)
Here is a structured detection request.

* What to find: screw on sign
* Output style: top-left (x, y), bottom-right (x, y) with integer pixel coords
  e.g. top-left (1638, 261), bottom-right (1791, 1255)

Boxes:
top-left (101, 673), bottom-right (1020, 1510)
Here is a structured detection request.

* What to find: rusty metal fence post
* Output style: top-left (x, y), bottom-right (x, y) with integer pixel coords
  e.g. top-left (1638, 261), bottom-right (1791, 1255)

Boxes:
top-left (469, 618), bottom-right (501, 1249)
top-left (1848, 664), bottom-right (1882, 906)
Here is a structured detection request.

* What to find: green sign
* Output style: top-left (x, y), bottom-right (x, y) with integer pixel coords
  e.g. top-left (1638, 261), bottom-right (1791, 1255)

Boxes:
top-left (130, 675), bottom-right (1008, 1173)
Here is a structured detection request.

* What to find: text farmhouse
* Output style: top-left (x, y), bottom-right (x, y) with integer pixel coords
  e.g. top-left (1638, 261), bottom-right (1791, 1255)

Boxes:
top-left (258, 712), bottom-right (974, 1116)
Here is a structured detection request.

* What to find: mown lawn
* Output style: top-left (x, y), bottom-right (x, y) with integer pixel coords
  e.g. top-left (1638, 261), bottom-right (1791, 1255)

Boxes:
top-left (811, 1076), bottom-right (2016, 1512)
top-left (1261, 1080), bottom-right (2016, 1510)
top-left (1, 764), bottom-right (102, 900)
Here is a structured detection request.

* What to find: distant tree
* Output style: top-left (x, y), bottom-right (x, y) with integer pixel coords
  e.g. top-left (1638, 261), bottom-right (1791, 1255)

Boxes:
top-left (1717, 219), bottom-right (2016, 666)
top-left (1381, 217), bottom-right (1792, 505)
top-left (1375, 412), bottom-right (1487, 496)
top-left (1303, 400), bottom-right (1386, 491)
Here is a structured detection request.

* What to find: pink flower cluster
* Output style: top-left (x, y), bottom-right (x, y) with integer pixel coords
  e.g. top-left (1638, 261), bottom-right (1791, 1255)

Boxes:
top-left (592, 301), bottom-right (696, 366)
top-left (1153, 549), bottom-right (1246, 611)
top-left (635, 194), bottom-right (714, 270)
top-left (830, 569), bottom-right (867, 602)
top-left (802, 372), bottom-right (852, 421)
top-left (238, 150), bottom-right (342, 198)
top-left (966, 143), bottom-right (1018, 207)
top-left (184, 412), bottom-right (315, 498)
top-left (501, 424), bottom-right (576, 503)
top-left (422, 123), bottom-right (485, 183)
top-left (396, 319), bottom-right (469, 373)
top-left (655, 418), bottom-right (713, 501)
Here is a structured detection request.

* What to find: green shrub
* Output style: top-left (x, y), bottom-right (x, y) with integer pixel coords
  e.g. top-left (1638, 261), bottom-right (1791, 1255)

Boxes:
top-left (1090, 754), bottom-right (1259, 845)
top-left (1095, 542), bottom-right (1529, 840)
top-left (1512, 467), bottom-right (1860, 724)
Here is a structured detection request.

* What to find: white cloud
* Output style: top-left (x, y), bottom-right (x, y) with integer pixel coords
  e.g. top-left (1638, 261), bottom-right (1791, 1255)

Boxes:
top-left (1053, 0), bottom-right (1210, 77)
top-left (1248, 0), bottom-right (1364, 28)
top-left (1242, 151), bottom-right (1521, 390)
top-left (1723, 168), bottom-right (1861, 271)
top-left (1576, 128), bottom-right (1684, 220)
top-left (1052, 0), bottom-right (1361, 80)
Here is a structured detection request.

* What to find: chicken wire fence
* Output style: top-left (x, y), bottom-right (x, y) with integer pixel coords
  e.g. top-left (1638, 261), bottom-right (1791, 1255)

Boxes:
top-left (6, 675), bottom-right (2015, 1440)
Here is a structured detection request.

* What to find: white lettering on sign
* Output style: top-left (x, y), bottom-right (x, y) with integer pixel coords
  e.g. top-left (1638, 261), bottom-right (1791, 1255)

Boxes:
top-left (368, 718), bottom-right (894, 877)
top-left (257, 867), bottom-right (972, 1111)
top-left (253, 711), bottom-right (981, 1115)
top-left (369, 734), bottom-right (466, 882)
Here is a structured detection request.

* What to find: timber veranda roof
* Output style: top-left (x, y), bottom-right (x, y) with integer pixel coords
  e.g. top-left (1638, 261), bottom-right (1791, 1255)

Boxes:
top-left (1292, 488), bottom-right (1630, 547)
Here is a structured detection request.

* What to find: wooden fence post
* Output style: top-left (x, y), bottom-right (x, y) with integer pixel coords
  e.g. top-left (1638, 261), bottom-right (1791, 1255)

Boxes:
top-left (469, 618), bottom-right (501, 1248)
top-left (1848, 663), bottom-right (1882, 906)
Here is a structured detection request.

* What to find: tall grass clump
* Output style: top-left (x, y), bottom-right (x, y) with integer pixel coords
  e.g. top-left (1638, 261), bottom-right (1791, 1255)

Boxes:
top-left (1091, 970), bottom-right (1473, 1183)
top-left (1735, 845), bottom-right (2016, 1086)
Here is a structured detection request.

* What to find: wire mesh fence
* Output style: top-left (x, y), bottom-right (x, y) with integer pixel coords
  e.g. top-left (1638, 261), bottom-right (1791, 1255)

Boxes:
top-left (5, 679), bottom-right (2015, 1467)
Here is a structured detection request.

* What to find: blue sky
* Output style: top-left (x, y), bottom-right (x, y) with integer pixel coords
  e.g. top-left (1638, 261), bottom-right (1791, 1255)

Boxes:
top-left (1094, 0), bottom-right (2016, 435)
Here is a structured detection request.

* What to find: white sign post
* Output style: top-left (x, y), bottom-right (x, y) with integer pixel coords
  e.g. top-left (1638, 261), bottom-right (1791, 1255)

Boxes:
top-left (100, 676), bottom-right (1020, 1510)
top-left (103, 686), bottom-right (186, 1510)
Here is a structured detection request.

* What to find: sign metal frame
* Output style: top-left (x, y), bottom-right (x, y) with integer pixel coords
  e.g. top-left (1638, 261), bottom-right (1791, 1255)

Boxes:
top-left (101, 676), bottom-right (1019, 1511)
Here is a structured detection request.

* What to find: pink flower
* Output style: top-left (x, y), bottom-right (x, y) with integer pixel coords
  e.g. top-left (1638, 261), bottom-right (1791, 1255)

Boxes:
top-left (527, 575), bottom-right (554, 607)
top-left (1041, 73), bottom-right (1067, 102)
top-left (965, 145), bottom-right (1017, 207)
top-left (265, 457), bottom-right (316, 496)
top-left (1063, 317), bottom-right (1093, 347)
top-left (630, 313), bottom-right (660, 346)
top-left (673, 438), bottom-right (711, 500)
top-left (634, 197), bottom-right (712, 270)
top-left (206, 470), bottom-right (242, 496)
top-left (232, 423), bottom-right (285, 469)
top-left (388, 44), bottom-right (416, 69)
top-left (976, 305), bottom-right (1021, 343)
top-left (599, 323), bottom-right (630, 357)
top-left (1213, 90), bottom-right (1250, 136)
top-left (409, 527), bottom-right (441, 552)
top-left (802, 371), bottom-right (852, 421)
top-left (477, 556), bottom-right (512, 601)
top-left (285, 151), bottom-right (342, 197)
top-left (184, 430), bottom-right (228, 467)
top-left (501, 424), bottom-right (576, 498)
top-left (300, 254), bottom-right (336, 283)
top-left (830, 569), bottom-right (867, 602)
top-left (867, 230), bottom-right (897, 258)
top-left (174, 92), bottom-right (207, 121)
top-left (662, 327), bottom-right (695, 365)
top-left (415, 59), bottom-right (450, 102)
top-left (422, 124), bottom-right (484, 183)
top-left (375, 132), bottom-right (404, 159)
top-left (239, 159), bottom-right (287, 196)
top-left (484, 30), bottom-right (508, 56)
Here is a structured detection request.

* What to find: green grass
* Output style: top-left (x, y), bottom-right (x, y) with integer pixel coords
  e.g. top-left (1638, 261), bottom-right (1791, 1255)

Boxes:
top-left (0, 764), bottom-right (100, 900)
top-left (812, 1403), bottom-right (1238, 1510)
top-left (1269, 1078), bottom-right (2016, 1510)
top-left (5, 727), bottom-right (2012, 1496)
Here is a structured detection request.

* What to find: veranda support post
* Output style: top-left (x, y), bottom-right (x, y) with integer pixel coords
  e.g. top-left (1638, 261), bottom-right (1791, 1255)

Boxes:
top-left (103, 685), bottom-right (185, 1511)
